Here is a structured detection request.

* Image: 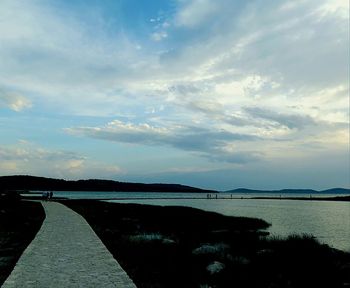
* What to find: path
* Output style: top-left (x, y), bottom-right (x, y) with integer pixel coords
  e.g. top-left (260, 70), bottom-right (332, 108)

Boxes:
top-left (2, 201), bottom-right (136, 288)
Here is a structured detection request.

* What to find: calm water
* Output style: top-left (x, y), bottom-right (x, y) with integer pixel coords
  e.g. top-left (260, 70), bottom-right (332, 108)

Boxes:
top-left (28, 190), bottom-right (350, 199)
top-left (27, 191), bottom-right (350, 251)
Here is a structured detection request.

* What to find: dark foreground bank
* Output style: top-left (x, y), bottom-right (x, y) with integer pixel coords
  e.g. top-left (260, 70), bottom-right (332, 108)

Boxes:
top-left (64, 200), bottom-right (350, 288)
top-left (0, 193), bottom-right (45, 285)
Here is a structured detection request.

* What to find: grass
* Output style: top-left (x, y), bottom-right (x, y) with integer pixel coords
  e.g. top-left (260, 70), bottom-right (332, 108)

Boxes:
top-left (1, 192), bottom-right (349, 287)
top-left (0, 192), bottom-right (45, 285)
top-left (63, 200), bottom-right (350, 288)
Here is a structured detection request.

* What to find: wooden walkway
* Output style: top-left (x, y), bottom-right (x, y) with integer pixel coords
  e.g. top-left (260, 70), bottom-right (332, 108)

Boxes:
top-left (2, 202), bottom-right (136, 287)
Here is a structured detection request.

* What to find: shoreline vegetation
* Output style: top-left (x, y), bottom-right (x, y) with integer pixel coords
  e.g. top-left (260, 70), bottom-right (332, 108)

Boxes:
top-left (0, 192), bottom-right (45, 285)
top-left (1, 192), bottom-right (350, 287)
top-left (63, 200), bottom-right (350, 288)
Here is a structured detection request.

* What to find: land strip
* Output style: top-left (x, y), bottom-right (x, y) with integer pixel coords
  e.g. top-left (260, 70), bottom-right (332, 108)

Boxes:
top-left (2, 201), bottom-right (136, 288)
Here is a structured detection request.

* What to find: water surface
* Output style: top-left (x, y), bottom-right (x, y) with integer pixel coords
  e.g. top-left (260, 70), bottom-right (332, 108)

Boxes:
top-left (26, 191), bottom-right (350, 251)
top-left (107, 197), bottom-right (350, 252)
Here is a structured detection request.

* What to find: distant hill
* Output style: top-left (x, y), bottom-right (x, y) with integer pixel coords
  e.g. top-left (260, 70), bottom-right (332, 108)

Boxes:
top-left (226, 188), bottom-right (350, 194)
top-left (321, 188), bottom-right (350, 194)
top-left (0, 175), bottom-right (216, 193)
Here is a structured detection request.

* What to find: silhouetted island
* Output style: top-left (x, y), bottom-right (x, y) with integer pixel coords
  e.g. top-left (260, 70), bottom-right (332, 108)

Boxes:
top-left (0, 175), bottom-right (216, 193)
top-left (226, 187), bottom-right (350, 194)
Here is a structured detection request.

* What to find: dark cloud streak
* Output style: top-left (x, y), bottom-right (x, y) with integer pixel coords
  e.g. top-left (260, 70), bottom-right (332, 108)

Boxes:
top-left (244, 107), bottom-right (316, 129)
top-left (66, 121), bottom-right (260, 163)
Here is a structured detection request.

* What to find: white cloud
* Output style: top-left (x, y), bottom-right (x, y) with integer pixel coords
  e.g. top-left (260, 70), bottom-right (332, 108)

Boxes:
top-left (317, 0), bottom-right (349, 18)
top-left (0, 0), bottom-right (348, 178)
top-left (0, 89), bottom-right (32, 111)
top-left (175, 0), bottom-right (218, 28)
top-left (65, 109), bottom-right (348, 165)
top-left (0, 161), bottom-right (18, 172)
top-left (151, 31), bottom-right (168, 41)
top-left (0, 0), bottom-right (347, 120)
top-left (0, 142), bottom-right (122, 179)
top-left (0, 0), bottom-right (153, 115)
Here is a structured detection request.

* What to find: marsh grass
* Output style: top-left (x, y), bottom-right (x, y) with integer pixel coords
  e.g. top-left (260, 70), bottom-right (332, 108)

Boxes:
top-left (64, 200), bottom-right (350, 288)
top-left (0, 191), bottom-right (45, 285)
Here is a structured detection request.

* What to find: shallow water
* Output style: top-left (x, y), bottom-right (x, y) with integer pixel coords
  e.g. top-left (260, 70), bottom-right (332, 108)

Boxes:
top-left (27, 190), bottom-right (350, 199)
top-left (108, 198), bottom-right (350, 252)
top-left (27, 191), bottom-right (350, 251)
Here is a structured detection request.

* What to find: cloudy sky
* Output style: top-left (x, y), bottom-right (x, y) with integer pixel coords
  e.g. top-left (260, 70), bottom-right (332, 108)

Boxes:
top-left (0, 0), bottom-right (349, 190)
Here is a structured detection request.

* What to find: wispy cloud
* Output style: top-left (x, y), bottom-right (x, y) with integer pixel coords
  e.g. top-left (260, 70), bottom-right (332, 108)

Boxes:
top-left (0, 142), bottom-right (122, 179)
top-left (0, 0), bottom-right (347, 123)
top-left (151, 31), bottom-right (168, 41)
top-left (244, 107), bottom-right (316, 129)
top-left (0, 0), bottom-right (348, 188)
top-left (65, 120), bottom-right (260, 163)
top-left (175, 0), bottom-right (218, 28)
top-left (0, 89), bottom-right (32, 112)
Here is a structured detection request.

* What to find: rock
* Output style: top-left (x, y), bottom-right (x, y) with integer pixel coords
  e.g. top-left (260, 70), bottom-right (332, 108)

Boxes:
top-left (206, 261), bottom-right (225, 275)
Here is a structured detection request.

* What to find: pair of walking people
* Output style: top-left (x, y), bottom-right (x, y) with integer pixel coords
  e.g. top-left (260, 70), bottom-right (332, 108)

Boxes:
top-left (42, 191), bottom-right (53, 200)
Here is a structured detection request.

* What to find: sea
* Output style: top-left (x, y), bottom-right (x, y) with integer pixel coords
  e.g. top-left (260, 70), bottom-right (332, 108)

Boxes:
top-left (25, 191), bottom-right (350, 252)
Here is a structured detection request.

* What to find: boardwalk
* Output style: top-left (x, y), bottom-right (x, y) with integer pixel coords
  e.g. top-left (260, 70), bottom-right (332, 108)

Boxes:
top-left (2, 202), bottom-right (136, 288)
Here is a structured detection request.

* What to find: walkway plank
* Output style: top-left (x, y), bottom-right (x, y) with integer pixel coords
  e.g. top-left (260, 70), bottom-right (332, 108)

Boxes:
top-left (2, 202), bottom-right (136, 288)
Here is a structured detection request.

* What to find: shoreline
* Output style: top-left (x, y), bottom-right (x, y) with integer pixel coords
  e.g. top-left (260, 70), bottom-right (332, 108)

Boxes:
top-left (63, 199), bottom-right (350, 288)
top-left (22, 194), bottom-right (350, 202)
top-left (251, 195), bottom-right (350, 201)
top-left (1, 198), bottom-right (349, 287)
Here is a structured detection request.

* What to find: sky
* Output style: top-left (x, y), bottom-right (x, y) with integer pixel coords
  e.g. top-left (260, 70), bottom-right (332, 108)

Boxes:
top-left (0, 0), bottom-right (349, 190)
